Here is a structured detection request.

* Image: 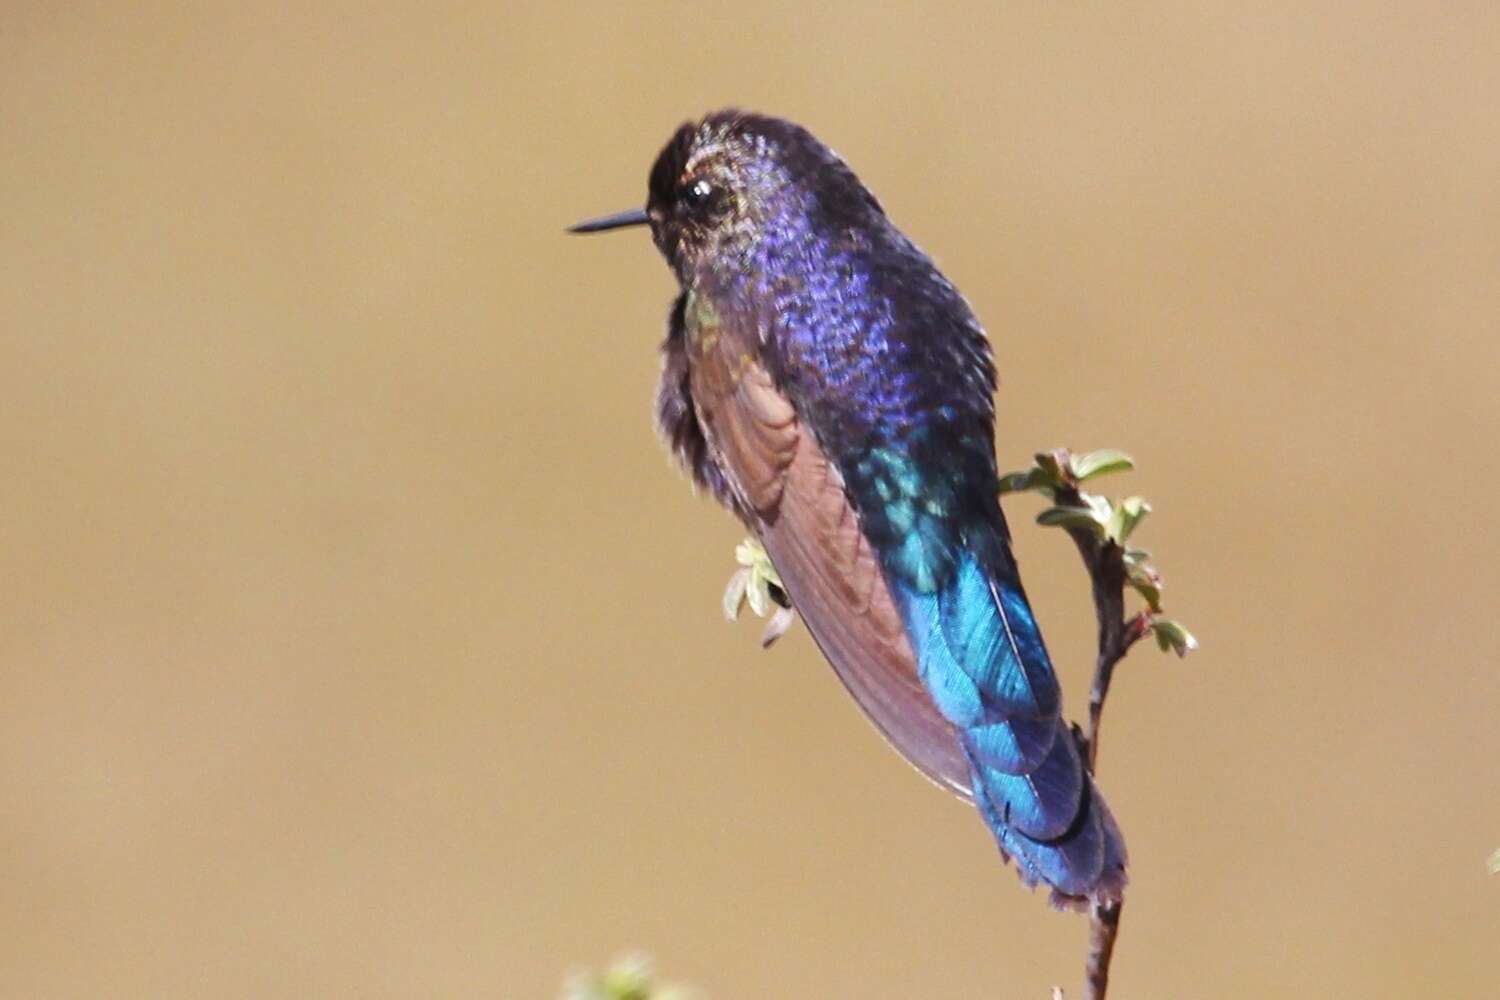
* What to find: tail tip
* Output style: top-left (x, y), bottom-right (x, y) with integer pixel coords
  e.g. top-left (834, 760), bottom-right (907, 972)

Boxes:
top-left (1046, 866), bottom-right (1128, 912)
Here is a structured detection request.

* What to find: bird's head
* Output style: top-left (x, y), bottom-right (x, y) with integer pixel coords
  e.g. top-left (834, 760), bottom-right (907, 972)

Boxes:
top-left (570, 110), bottom-right (883, 283)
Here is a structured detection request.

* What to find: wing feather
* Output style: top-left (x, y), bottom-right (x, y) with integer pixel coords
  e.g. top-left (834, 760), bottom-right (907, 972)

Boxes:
top-left (690, 320), bottom-right (973, 798)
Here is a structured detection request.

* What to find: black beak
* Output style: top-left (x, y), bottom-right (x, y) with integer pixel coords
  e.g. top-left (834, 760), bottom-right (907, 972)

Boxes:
top-left (567, 207), bottom-right (651, 234)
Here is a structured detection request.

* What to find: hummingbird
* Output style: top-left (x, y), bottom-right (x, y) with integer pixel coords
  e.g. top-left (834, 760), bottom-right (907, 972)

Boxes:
top-left (570, 110), bottom-right (1126, 906)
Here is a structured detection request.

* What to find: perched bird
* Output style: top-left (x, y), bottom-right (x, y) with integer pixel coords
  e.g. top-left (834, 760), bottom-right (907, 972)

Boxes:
top-left (570, 110), bottom-right (1125, 906)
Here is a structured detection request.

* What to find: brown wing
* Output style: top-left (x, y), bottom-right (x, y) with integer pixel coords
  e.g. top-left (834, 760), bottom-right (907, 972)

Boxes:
top-left (688, 309), bottom-right (973, 800)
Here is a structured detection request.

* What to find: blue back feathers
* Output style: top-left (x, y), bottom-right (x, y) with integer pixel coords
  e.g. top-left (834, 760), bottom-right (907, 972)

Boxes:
top-left (891, 529), bottom-right (1126, 902)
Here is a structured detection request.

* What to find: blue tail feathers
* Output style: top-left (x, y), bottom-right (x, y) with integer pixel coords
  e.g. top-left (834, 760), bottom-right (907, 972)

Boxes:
top-left (894, 544), bottom-right (1127, 903)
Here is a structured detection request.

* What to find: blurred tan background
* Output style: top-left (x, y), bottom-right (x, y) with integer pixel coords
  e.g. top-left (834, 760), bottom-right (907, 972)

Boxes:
top-left (2, 3), bottom-right (1497, 997)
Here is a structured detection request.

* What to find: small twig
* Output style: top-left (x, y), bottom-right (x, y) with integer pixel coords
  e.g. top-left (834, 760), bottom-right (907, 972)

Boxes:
top-left (1083, 898), bottom-right (1123, 999)
top-left (1008, 450), bottom-right (1198, 999)
top-left (1054, 482), bottom-right (1150, 771)
top-left (1052, 480), bottom-right (1149, 1000)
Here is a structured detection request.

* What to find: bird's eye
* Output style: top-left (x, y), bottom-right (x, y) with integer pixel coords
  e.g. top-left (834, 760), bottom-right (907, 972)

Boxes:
top-left (683, 179), bottom-right (715, 208)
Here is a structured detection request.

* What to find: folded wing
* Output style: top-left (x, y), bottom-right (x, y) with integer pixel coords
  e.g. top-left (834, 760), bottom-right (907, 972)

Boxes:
top-left (689, 320), bottom-right (974, 799)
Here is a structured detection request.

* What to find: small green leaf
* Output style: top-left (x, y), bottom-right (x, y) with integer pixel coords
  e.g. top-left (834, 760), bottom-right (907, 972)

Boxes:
top-left (1122, 547), bottom-right (1152, 567)
top-left (1127, 565), bottom-right (1163, 613)
top-left (1037, 505), bottom-right (1107, 533)
top-left (722, 567), bottom-right (750, 621)
top-left (1033, 449), bottom-right (1069, 479)
top-left (1071, 448), bottom-right (1135, 482)
top-left (1133, 587), bottom-right (1162, 614)
top-left (762, 606), bottom-right (798, 648)
top-left (602, 961), bottom-right (652, 1000)
top-left (1151, 618), bottom-right (1198, 657)
top-left (734, 538), bottom-right (765, 569)
top-left (1084, 493), bottom-right (1114, 523)
top-left (1489, 848), bottom-right (1500, 875)
top-left (563, 952), bottom-right (696, 1000)
top-left (1107, 496), bottom-right (1151, 544)
top-left (745, 574), bottom-right (771, 617)
top-left (999, 468), bottom-right (1050, 495)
